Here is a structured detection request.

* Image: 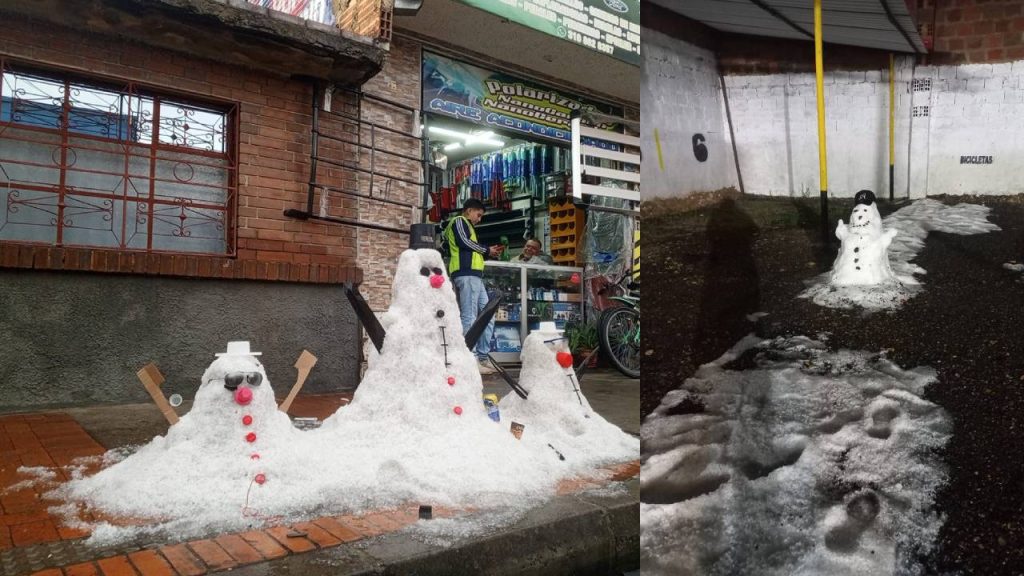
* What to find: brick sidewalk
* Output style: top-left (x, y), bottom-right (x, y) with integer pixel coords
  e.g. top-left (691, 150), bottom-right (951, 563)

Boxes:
top-left (1, 403), bottom-right (639, 576)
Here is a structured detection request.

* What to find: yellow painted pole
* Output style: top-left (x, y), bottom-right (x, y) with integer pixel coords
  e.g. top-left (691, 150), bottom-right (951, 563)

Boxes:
top-left (889, 53), bottom-right (895, 201)
top-left (814, 0), bottom-right (829, 243)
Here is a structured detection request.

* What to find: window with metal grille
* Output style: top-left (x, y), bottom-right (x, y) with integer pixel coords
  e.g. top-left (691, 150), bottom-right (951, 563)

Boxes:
top-left (0, 61), bottom-right (237, 255)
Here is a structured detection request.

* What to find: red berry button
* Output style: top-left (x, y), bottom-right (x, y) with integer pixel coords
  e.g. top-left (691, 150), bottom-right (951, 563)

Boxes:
top-left (453, 406), bottom-right (463, 415)
top-left (447, 376), bottom-right (456, 386)
top-left (242, 415), bottom-right (253, 426)
top-left (255, 473), bottom-right (266, 485)
top-left (245, 432), bottom-right (257, 443)
top-left (251, 453), bottom-right (260, 460)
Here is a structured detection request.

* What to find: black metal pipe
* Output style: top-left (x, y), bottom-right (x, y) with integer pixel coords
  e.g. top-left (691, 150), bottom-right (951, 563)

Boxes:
top-left (420, 113), bottom-right (429, 224)
top-left (889, 165), bottom-right (895, 202)
top-left (313, 156), bottom-right (424, 187)
top-left (313, 130), bottom-right (424, 163)
top-left (307, 81), bottom-right (321, 215)
top-left (879, 0), bottom-right (924, 54)
top-left (820, 189), bottom-right (830, 245)
top-left (319, 112), bottom-right (421, 139)
top-left (369, 124), bottom-right (375, 198)
top-left (283, 209), bottom-right (410, 235)
top-left (719, 70), bottom-right (745, 195)
top-left (311, 182), bottom-right (423, 210)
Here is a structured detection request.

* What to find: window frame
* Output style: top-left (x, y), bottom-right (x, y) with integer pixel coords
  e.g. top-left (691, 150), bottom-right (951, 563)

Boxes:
top-left (0, 58), bottom-right (240, 257)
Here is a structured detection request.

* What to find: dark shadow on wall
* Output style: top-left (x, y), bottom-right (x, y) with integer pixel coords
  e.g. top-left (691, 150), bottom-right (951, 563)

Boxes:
top-left (694, 198), bottom-right (761, 359)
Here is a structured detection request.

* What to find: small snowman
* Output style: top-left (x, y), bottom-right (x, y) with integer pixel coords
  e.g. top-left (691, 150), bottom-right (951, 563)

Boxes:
top-left (831, 190), bottom-right (898, 286)
top-left (500, 323), bottom-right (638, 464)
top-left (61, 342), bottom-right (298, 524)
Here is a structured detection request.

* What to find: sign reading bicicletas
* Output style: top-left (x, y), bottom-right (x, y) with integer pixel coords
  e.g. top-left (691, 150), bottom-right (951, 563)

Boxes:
top-left (422, 51), bottom-right (622, 143)
top-left (452, 0), bottom-right (639, 66)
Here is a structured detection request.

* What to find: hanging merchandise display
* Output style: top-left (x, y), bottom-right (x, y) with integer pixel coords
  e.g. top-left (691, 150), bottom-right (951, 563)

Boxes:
top-left (444, 142), bottom-right (564, 213)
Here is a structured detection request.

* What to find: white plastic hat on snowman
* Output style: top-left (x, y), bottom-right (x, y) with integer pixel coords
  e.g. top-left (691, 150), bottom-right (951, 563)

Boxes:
top-left (831, 190), bottom-right (899, 286)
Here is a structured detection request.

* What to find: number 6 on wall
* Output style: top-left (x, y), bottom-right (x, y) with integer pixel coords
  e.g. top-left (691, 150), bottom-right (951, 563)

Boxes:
top-left (692, 133), bottom-right (708, 162)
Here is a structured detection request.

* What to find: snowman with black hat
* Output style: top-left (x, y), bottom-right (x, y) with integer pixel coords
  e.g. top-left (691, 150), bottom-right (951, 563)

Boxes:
top-left (831, 190), bottom-right (899, 286)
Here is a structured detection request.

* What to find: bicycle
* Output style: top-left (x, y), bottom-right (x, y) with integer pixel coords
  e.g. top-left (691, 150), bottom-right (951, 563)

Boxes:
top-left (597, 274), bottom-right (640, 379)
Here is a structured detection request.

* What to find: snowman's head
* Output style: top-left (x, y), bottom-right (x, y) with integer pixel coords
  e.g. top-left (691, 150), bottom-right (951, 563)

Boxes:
top-left (197, 346), bottom-right (273, 409)
top-left (391, 248), bottom-right (456, 311)
top-left (848, 190), bottom-right (883, 237)
top-left (521, 324), bottom-right (572, 371)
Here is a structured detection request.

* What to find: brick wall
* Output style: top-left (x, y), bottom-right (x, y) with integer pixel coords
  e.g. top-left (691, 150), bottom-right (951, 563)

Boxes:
top-left (337, 0), bottom-right (387, 39)
top-left (918, 0), bottom-right (1024, 64)
top-left (356, 35), bottom-right (423, 310)
top-left (0, 13), bottom-right (361, 285)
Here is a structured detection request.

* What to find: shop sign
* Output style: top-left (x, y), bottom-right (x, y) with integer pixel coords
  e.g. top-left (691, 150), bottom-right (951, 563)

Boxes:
top-left (453, 0), bottom-right (640, 66)
top-left (422, 51), bottom-right (623, 144)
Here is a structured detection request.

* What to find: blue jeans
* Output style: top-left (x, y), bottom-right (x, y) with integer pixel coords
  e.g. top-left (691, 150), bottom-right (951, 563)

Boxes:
top-left (453, 275), bottom-right (494, 361)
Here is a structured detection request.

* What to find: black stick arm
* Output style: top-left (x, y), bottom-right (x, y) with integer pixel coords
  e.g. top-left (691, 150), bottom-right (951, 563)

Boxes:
top-left (464, 295), bottom-right (503, 349)
top-left (487, 354), bottom-right (528, 399)
top-left (574, 348), bottom-right (600, 382)
top-left (344, 283), bottom-right (386, 353)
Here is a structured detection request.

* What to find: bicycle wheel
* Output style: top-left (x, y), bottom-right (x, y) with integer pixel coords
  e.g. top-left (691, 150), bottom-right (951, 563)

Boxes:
top-left (599, 306), bottom-right (640, 379)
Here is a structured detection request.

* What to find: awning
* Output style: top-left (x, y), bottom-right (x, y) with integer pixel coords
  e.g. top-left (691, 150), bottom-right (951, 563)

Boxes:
top-left (648, 0), bottom-right (926, 54)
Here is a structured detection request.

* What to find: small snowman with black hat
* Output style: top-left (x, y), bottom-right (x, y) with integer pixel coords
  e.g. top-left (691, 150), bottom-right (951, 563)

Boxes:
top-left (831, 190), bottom-right (898, 286)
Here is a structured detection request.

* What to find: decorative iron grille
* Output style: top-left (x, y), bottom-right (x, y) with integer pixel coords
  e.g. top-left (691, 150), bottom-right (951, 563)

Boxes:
top-left (0, 60), bottom-right (238, 255)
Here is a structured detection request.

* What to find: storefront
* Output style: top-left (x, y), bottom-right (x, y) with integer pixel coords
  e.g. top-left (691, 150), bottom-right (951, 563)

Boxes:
top-left (418, 50), bottom-right (638, 361)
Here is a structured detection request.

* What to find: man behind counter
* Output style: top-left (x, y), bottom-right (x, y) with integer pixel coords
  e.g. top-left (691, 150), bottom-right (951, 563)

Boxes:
top-left (515, 237), bottom-right (554, 265)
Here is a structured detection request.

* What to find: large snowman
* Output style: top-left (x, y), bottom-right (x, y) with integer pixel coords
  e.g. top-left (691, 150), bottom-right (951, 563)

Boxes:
top-left (60, 342), bottom-right (302, 526)
top-left (328, 249), bottom-right (487, 426)
top-left (314, 249), bottom-right (559, 507)
top-left (831, 190), bottom-right (898, 286)
top-left (500, 323), bottom-right (639, 467)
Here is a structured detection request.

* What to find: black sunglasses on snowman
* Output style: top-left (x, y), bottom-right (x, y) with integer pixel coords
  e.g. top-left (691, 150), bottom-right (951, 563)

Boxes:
top-left (211, 372), bottom-right (263, 390)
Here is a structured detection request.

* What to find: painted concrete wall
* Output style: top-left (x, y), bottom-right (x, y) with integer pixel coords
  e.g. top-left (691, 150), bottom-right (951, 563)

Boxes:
top-left (914, 61), bottom-right (1024, 196)
top-left (0, 271), bottom-right (360, 411)
top-left (723, 61), bottom-right (914, 199)
top-left (642, 28), bottom-right (737, 199)
top-left (721, 58), bottom-right (1024, 199)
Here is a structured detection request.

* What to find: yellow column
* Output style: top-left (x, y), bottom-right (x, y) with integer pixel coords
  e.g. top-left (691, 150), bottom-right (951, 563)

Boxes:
top-left (814, 0), bottom-right (829, 243)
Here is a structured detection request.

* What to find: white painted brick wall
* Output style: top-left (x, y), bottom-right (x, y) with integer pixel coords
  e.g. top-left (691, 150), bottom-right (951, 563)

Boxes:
top-left (708, 57), bottom-right (1024, 199)
top-left (641, 30), bottom-right (737, 199)
top-left (723, 58), bottom-right (914, 199)
top-left (922, 61), bottom-right (1024, 196)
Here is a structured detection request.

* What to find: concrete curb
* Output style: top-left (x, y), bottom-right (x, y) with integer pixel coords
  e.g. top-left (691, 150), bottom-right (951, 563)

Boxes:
top-left (229, 479), bottom-right (640, 576)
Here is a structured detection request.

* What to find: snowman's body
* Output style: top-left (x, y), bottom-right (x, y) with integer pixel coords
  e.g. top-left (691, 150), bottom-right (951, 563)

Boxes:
top-left (831, 197), bottom-right (898, 286)
top-left (62, 346), bottom-right (300, 524)
top-left (328, 249), bottom-right (486, 426)
top-left (500, 330), bottom-right (638, 464)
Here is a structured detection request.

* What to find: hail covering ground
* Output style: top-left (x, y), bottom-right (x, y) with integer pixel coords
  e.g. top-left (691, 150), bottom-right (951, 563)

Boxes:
top-left (22, 249), bottom-right (638, 545)
top-left (641, 335), bottom-right (952, 576)
top-left (801, 199), bottom-right (1000, 311)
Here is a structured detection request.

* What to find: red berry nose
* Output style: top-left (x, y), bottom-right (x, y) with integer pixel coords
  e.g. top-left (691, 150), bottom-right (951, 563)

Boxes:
top-left (447, 376), bottom-right (456, 386)
top-left (235, 387), bottom-right (253, 406)
top-left (430, 274), bottom-right (445, 288)
top-left (556, 351), bottom-right (574, 369)
top-left (453, 406), bottom-right (463, 415)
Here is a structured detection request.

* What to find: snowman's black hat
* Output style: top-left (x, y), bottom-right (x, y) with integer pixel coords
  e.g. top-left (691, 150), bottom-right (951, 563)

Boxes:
top-left (854, 190), bottom-right (876, 206)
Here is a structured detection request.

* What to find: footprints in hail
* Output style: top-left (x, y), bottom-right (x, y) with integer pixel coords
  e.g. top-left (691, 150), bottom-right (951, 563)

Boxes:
top-left (640, 336), bottom-right (951, 575)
